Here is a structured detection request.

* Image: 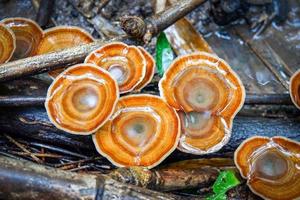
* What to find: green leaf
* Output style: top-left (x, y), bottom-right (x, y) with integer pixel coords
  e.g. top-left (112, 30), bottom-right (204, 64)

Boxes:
top-left (155, 32), bottom-right (174, 76)
top-left (206, 170), bottom-right (240, 200)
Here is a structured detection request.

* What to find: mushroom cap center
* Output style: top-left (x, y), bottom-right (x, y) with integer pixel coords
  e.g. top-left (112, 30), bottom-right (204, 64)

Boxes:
top-left (71, 86), bottom-right (99, 112)
top-left (116, 113), bottom-right (158, 148)
top-left (183, 78), bottom-right (219, 111)
top-left (252, 150), bottom-right (288, 181)
top-left (108, 64), bottom-right (128, 84)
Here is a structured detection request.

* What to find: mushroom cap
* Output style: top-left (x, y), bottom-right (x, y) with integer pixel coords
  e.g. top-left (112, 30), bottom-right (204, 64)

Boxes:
top-left (93, 94), bottom-right (180, 169)
top-left (1, 17), bottom-right (43, 60)
top-left (159, 52), bottom-right (245, 154)
top-left (0, 24), bottom-right (15, 64)
top-left (36, 26), bottom-right (94, 78)
top-left (134, 47), bottom-right (155, 91)
top-left (290, 69), bottom-right (300, 109)
top-left (45, 63), bottom-right (119, 135)
top-left (234, 136), bottom-right (300, 200)
top-left (85, 42), bottom-right (146, 94)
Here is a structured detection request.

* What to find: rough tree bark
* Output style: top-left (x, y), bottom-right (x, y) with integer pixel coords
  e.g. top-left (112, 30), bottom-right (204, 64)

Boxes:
top-left (0, 155), bottom-right (187, 200)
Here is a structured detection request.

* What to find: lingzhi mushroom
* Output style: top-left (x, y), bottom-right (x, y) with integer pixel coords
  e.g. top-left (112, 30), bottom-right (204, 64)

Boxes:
top-left (290, 69), bottom-right (300, 109)
top-left (36, 26), bottom-right (94, 78)
top-left (159, 52), bottom-right (245, 155)
top-left (235, 136), bottom-right (300, 200)
top-left (1, 17), bottom-right (43, 60)
top-left (45, 63), bottom-right (119, 135)
top-left (0, 23), bottom-right (15, 64)
top-left (93, 94), bottom-right (180, 169)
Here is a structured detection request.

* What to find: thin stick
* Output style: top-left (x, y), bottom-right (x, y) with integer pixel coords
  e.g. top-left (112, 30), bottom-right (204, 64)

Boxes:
top-left (0, 40), bottom-right (113, 82)
top-left (0, 93), bottom-right (293, 107)
top-left (4, 134), bottom-right (42, 163)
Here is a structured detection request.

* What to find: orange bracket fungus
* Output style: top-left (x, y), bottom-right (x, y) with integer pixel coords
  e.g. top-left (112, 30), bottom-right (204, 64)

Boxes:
top-left (159, 52), bottom-right (245, 155)
top-left (93, 94), bottom-right (180, 168)
top-left (134, 46), bottom-right (155, 91)
top-left (0, 24), bottom-right (15, 64)
top-left (290, 69), bottom-right (300, 109)
top-left (1, 17), bottom-right (43, 60)
top-left (85, 42), bottom-right (147, 94)
top-left (45, 63), bottom-right (119, 135)
top-left (235, 136), bottom-right (300, 200)
top-left (36, 26), bottom-right (94, 78)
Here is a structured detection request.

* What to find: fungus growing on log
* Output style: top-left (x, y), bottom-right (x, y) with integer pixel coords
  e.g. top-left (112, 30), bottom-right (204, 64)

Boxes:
top-left (85, 42), bottom-right (146, 94)
top-left (134, 47), bottom-right (155, 91)
top-left (0, 24), bottom-right (15, 64)
top-left (36, 26), bottom-right (94, 78)
top-left (159, 52), bottom-right (245, 154)
top-left (1, 17), bottom-right (43, 60)
top-left (290, 69), bottom-right (300, 109)
top-left (93, 94), bottom-right (180, 168)
top-left (45, 63), bottom-right (119, 135)
top-left (234, 136), bottom-right (300, 200)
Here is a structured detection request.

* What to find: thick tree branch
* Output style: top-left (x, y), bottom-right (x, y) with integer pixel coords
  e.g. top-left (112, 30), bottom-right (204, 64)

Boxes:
top-left (0, 155), bottom-right (185, 200)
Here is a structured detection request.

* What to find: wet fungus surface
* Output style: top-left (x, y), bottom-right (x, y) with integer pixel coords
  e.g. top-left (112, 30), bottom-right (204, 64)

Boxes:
top-left (36, 26), bottom-right (94, 78)
top-left (290, 69), bottom-right (300, 109)
top-left (0, 24), bottom-right (15, 64)
top-left (235, 136), bottom-right (300, 200)
top-left (93, 94), bottom-right (180, 168)
top-left (85, 42), bottom-right (147, 93)
top-left (1, 17), bottom-right (43, 60)
top-left (45, 63), bottom-right (119, 135)
top-left (159, 52), bottom-right (245, 154)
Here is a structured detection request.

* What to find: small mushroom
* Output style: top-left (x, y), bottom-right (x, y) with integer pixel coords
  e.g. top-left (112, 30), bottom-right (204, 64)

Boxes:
top-left (36, 26), bottom-right (94, 78)
top-left (290, 69), bottom-right (300, 109)
top-left (235, 136), bottom-right (300, 200)
top-left (93, 94), bottom-right (180, 168)
top-left (0, 24), bottom-right (15, 64)
top-left (159, 52), bottom-right (245, 154)
top-left (1, 17), bottom-right (43, 60)
top-left (85, 42), bottom-right (146, 94)
top-left (134, 47), bottom-right (155, 91)
top-left (45, 63), bottom-right (119, 135)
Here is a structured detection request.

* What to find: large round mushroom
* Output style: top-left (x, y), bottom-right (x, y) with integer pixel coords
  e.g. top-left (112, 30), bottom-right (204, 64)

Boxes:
top-left (1, 17), bottom-right (43, 60)
top-left (36, 26), bottom-right (94, 78)
top-left (45, 63), bottom-right (119, 135)
top-left (0, 24), bottom-right (15, 64)
top-left (159, 52), bottom-right (245, 154)
top-left (290, 69), bottom-right (300, 109)
top-left (235, 136), bottom-right (300, 200)
top-left (93, 94), bottom-right (180, 168)
top-left (85, 42), bottom-right (147, 94)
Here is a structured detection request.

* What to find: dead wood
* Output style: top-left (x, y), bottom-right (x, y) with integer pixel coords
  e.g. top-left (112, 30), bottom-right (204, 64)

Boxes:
top-left (0, 155), bottom-right (187, 200)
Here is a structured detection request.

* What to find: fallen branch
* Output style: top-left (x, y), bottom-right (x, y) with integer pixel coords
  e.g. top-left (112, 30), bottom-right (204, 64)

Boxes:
top-left (109, 166), bottom-right (219, 191)
top-left (120, 0), bottom-right (207, 42)
top-left (0, 40), bottom-right (114, 82)
top-left (0, 155), bottom-right (185, 200)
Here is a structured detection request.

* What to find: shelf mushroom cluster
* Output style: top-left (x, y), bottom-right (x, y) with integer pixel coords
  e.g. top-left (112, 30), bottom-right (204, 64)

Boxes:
top-left (44, 44), bottom-right (246, 168)
top-left (159, 52), bottom-right (245, 154)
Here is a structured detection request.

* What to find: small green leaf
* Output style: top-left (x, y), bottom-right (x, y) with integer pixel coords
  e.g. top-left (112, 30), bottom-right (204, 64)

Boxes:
top-left (155, 32), bottom-right (174, 76)
top-left (206, 170), bottom-right (240, 200)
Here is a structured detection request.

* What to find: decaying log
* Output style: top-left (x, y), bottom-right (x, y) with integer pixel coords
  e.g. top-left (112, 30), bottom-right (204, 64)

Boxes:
top-left (0, 106), bottom-right (299, 160)
top-left (109, 166), bottom-right (219, 191)
top-left (0, 155), bottom-right (186, 200)
top-left (36, 0), bottom-right (54, 28)
top-left (120, 0), bottom-right (207, 42)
